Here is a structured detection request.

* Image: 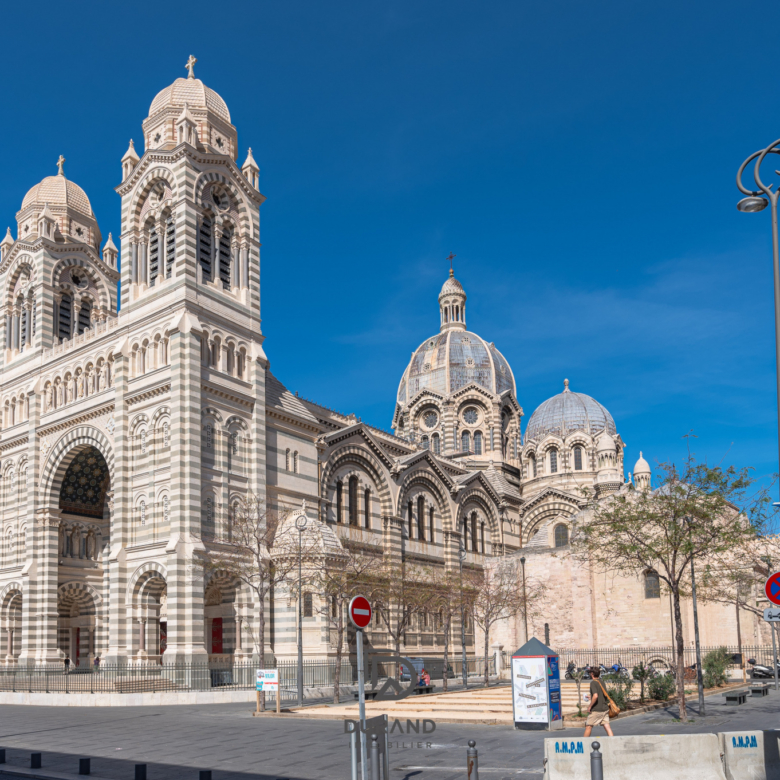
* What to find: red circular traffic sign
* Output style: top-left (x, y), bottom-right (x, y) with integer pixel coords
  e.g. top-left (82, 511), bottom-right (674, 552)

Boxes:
top-left (349, 595), bottom-right (372, 629)
top-left (766, 572), bottom-right (780, 606)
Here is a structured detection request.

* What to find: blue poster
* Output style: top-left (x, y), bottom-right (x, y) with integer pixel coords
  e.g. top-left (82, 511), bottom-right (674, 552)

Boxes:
top-left (547, 655), bottom-right (561, 722)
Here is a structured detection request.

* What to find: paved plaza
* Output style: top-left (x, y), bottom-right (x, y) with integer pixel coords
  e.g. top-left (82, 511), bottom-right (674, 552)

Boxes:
top-left (0, 689), bottom-right (777, 780)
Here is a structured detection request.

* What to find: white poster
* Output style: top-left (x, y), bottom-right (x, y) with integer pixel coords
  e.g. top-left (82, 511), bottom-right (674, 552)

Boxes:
top-left (512, 656), bottom-right (548, 723)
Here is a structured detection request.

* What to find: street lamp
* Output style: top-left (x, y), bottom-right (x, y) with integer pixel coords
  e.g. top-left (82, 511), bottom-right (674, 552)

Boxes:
top-left (520, 557), bottom-right (528, 644)
top-left (737, 141), bottom-right (780, 497)
top-left (294, 507), bottom-right (309, 708)
top-left (459, 544), bottom-right (468, 689)
top-left (684, 516), bottom-right (705, 717)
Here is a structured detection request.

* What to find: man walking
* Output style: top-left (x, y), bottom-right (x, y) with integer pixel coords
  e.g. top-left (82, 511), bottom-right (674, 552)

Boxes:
top-left (584, 668), bottom-right (614, 737)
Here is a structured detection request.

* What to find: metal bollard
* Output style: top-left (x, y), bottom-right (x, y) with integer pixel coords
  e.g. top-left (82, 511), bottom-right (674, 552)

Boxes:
top-left (79, 758), bottom-right (91, 775)
top-left (0, 749), bottom-right (5, 764)
top-left (135, 764), bottom-right (147, 780)
top-left (370, 733), bottom-right (380, 779)
top-left (31, 753), bottom-right (42, 769)
top-left (467, 740), bottom-right (479, 780)
top-left (590, 741), bottom-right (603, 780)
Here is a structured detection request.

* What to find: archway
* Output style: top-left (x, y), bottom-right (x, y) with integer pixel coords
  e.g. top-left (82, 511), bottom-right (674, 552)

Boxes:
top-left (1, 585), bottom-right (22, 663)
top-left (58, 446), bottom-right (110, 520)
top-left (57, 583), bottom-right (99, 668)
top-left (129, 568), bottom-right (167, 662)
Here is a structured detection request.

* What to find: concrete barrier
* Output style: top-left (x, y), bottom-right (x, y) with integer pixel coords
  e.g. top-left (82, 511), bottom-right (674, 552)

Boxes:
top-left (544, 734), bottom-right (727, 780)
top-left (719, 730), bottom-right (780, 780)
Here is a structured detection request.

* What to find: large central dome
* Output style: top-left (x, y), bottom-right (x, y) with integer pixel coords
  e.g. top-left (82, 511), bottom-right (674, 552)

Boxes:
top-left (149, 77), bottom-right (231, 122)
top-left (525, 379), bottom-right (615, 441)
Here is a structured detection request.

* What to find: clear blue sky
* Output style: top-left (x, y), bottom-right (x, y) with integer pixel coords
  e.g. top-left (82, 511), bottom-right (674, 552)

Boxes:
top-left (1, 0), bottom-right (779, 488)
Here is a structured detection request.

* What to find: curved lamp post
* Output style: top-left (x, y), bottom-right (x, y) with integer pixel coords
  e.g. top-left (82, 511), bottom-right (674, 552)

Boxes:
top-left (459, 544), bottom-right (468, 689)
top-left (294, 507), bottom-right (309, 708)
top-left (737, 141), bottom-right (780, 498)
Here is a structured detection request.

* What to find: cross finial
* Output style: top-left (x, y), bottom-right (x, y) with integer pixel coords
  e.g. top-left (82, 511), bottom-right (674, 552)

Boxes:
top-left (446, 252), bottom-right (456, 277)
top-left (564, 378), bottom-right (569, 391)
top-left (56, 155), bottom-right (65, 176)
top-left (185, 55), bottom-right (197, 79)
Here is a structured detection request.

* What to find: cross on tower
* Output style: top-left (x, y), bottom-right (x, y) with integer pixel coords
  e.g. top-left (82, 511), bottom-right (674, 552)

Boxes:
top-left (56, 155), bottom-right (65, 175)
top-left (185, 55), bottom-right (197, 79)
top-left (446, 252), bottom-right (456, 275)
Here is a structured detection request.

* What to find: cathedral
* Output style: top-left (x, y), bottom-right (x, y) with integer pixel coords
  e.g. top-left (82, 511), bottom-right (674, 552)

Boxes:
top-left (0, 59), bottom-right (747, 672)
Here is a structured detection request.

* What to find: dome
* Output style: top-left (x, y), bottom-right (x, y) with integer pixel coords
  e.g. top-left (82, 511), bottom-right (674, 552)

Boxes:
top-left (525, 379), bottom-right (616, 441)
top-left (21, 172), bottom-right (92, 219)
top-left (149, 77), bottom-right (230, 122)
top-left (596, 431), bottom-right (616, 452)
top-left (397, 329), bottom-right (515, 403)
top-left (439, 274), bottom-right (465, 299)
top-left (634, 452), bottom-right (651, 475)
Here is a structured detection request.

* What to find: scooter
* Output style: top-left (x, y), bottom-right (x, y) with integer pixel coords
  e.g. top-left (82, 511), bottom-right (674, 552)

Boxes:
top-left (747, 658), bottom-right (780, 679)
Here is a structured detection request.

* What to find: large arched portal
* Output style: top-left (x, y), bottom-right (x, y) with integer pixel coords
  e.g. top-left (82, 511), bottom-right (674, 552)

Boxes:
top-left (58, 446), bottom-right (110, 520)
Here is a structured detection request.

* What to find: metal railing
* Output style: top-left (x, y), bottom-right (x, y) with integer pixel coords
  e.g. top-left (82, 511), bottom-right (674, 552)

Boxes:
top-left (555, 645), bottom-right (773, 671)
top-left (0, 654), bottom-right (497, 694)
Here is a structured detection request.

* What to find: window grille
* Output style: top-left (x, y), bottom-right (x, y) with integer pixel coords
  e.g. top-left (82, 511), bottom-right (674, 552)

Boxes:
top-left (77, 299), bottom-right (91, 335)
top-left (550, 449), bottom-right (558, 473)
top-left (218, 229), bottom-right (232, 289)
top-left (165, 215), bottom-right (175, 278)
top-left (432, 433), bottom-right (440, 455)
top-left (474, 431), bottom-right (483, 455)
top-left (148, 229), bottom-right (159, 284)
top-left (645, 571), bottom-right (661, 599)
top-left (303, 592), bottom-right (313, 618)
top-left (554, 524), bottom-right (569, 547)
top-left (573, 446), bottom-right (583, 471)
top-left (58, 294), bottom-right (72, 341)
top-left (199, 217), bottom-right (213, 281)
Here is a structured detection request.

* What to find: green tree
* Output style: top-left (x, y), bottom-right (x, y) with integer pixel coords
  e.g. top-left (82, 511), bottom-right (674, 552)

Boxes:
top-left (572, 445), bottom-right (770, 721)
top-left (632, 661), bottom-right (653, 704)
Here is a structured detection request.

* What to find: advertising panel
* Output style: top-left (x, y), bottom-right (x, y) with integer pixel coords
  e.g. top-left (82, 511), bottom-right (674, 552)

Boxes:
top-left (512, 655), bottom-right (549, 724)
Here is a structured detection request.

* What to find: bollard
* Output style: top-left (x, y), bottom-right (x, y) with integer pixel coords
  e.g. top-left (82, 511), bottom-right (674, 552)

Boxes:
top-left (0, 749), bottom-right (5, 764)
top-left (370, 734), bottom-right (380, 780)
top-left (79, 758), bottom-right (90, 775)
top-left (31, 753), bottom-right (42, 769)
top-left (590, 741), bottom-right (603, 780)
top-left (135, 764), bottom-right (147, 780)
top-left (467, 740), bottom-right (479, 780)
top-left (199, 772), bottom-right (212, 780)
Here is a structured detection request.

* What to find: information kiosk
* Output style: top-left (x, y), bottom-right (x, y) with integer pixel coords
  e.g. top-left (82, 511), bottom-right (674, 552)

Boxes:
top-left (511, 637), bottom-right (563, 731)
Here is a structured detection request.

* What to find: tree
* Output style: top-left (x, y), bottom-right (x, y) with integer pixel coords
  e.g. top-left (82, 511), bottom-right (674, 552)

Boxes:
top-left (632, 661), bottom-right (653, 704)
top-left (572, 447), bottom-right (770, 721)
top-left (204, 493), bottom-right (301, 711)
top-left (315, 545), bottom-right (380, 703)
top-left (426, 567), bottom-right (462, 692)
top-left (468, 558), bottom-right (543, 688)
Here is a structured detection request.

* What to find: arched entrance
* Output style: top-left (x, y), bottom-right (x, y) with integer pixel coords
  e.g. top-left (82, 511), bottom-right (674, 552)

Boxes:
top-left (130, 568), bottom-right (167, 663)
top-left (58, 446), bottom-right (110, 520)
top-left (204, 574), bottom-right (240, 659)
top-left (57, 583), bottom-right (100, 668)
top-left (1, 585), bottom-right (22, 665)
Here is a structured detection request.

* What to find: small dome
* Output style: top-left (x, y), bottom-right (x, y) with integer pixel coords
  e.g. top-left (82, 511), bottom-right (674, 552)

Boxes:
top-left (596, 431), bottom-right (616, 452)
top-left (439, 272), bottom-right (465, 299)
top-left (634, 452), bottom-right (651, 475)
top-left (21, 173), bottom-right (92, 219)
top-left (525, 379), bottom-right (616, 441)
top-left (149, 77), bottom-right (230, 122)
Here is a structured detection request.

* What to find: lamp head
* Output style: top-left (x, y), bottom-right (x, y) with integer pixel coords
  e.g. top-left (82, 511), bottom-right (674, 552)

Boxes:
top-left (737, 196), bottom-right (769, 213)
top-left (520, 556), bottom-right (526, 565)
top-left (295, 513), bottom-right (308, 531)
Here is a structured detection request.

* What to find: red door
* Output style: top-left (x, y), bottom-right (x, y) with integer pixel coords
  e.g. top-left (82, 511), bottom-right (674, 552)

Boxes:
top-left (159, 621), bottom-right (167, 654)
top-left (211, 617), bottom-right (223, 654)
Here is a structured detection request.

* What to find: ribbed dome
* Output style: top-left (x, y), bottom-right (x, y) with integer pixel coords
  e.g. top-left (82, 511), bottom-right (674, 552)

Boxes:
top-left (149, 77), bottom-right (230, 122)
top-left (21, 174), bottom-right (92, 218)
top-left (439, 273), bottom-right (465, 299)
top-left (525, 380), bottom-right (616, 441)
top-left (397, 330), bottom-right (515, 403)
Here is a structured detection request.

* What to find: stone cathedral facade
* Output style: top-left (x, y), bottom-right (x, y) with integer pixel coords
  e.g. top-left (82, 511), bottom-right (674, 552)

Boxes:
top-left (1, 60), bottom-right (735, 672)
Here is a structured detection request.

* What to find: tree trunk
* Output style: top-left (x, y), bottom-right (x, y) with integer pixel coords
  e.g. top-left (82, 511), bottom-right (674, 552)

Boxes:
top-left (257, 598), bottom-right (266, 712)
top-left (483, 624), bottom-right (490, 688)
top-left (442, 615), bottom-right (451, 693)
top-left (672, 587), bottom-right (687, 721)
top-left (736, 598), bottom-right (745, 683)
top-left (333, 601), bottom-right (343, 704)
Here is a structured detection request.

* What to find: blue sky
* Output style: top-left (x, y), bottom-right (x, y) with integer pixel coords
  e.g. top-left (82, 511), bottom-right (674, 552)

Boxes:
top-left (1, 0), bottom-right (779, 489)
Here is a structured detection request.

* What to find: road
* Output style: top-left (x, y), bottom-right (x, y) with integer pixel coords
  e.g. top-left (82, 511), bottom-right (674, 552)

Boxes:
top-left (0, 689), bottom-right (776, 780)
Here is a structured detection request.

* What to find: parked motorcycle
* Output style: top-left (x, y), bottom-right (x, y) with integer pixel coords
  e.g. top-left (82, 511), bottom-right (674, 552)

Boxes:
top-left (747, 658), bottom-right (780, 679)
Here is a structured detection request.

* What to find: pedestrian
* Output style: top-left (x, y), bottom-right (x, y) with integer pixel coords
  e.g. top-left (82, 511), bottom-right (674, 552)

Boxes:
top-left (94, 655), bottom-right (100, 672)
top-left (64, 654), bottom-right (71, 674)
top-left (584, 667), bottom-right (614, 738)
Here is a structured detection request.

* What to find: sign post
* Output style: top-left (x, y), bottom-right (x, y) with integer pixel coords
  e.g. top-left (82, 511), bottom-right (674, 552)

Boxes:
top-left (349, 595), bottom-right (372, 780)
top-left (256, 669), bottom-right (280, 714)
top-left (765, 572), bottom-right (780, 690)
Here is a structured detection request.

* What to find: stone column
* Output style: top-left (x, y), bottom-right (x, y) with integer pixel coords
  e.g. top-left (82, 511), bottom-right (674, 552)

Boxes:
top-left (35, 509), bottom-right (62, 664)
top-left (131, 241), bottom-right (138, 285)
top-left (138, 619), bottom-right (147, 654)
top-left (241, 245), bottom-right (249, 289)
top-left (235, 616), bottom-right (243, 653)
top-left (6, 627), bottom-right (13, 658)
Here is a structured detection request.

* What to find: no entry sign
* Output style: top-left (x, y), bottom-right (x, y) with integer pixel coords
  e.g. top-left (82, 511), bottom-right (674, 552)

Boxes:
top-left (349, 595), bottom-right (372, 629)
top-left (766, 572), bottom-right (780, 606)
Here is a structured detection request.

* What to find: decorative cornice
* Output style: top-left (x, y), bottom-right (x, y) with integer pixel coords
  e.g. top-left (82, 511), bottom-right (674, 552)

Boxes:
top-left (37, 403), bottom-right (114, 439)
top-left (0, 434), bottom-right (29, 453)
top-left (519, 486), bottom-right (586, 516)
top-left (201, 383), bottom-right (253, 409)
top-left (127, 382), bottom-right (171, 407)
top-left (266, 407), bottom-right (321, 435)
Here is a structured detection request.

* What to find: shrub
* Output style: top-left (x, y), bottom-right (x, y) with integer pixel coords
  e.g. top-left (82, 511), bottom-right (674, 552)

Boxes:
top-left (648, 673), bottom-right (676, 701)
top-left (703, 647), bottom-right (731, 688)
top-left (632, 662), bottom-right (653, 703)
top-left (603, 673), bottom-right (633, 711)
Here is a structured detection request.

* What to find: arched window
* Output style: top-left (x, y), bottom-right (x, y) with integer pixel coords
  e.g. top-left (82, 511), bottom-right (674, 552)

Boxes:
top-left (77, 299), bottom-right (92, 335)
top-left (431, 433), bottom-right (440, 455)
top-left (474, 431), bottom-right (483, 455)
top-left (293, 451), bottom-right (298, 473)
top-left (461, 431), bottom-right (470, 452)
top-left (573, 446), bottom-right (583, 471)
top-left (165, 214), bottom-right (176, 278)
top-left (417, 496), bottom-right (425, 541)
top-left (480, 522), bottom-right (485, 553)
top-left (408, 500), bottom-right (413, 538)
top-left (645, 570), bottom-right (661, 599)
top-left (349, 476), bottom-right (358, 526)
top-left (206, 424), bottom-right (213, 449)
top-left (421, 435), bottom-right (429, 450)
top-left (199, 216), bottom-right (213, 282)
top-left (554, 523), bottom-right (569, 547)
top-left (148, 227), bottom-right (159, 285)
top-left (285, 448), bottom-right (290, 471)
top-left (303, 592), bottom-right (313, 618)
top-left (218, 228), bottom-right (232, 289)
top-left (528, 453), bottom-right (537, 478)
top-left (58, 294), bottom-right (72, 342)
top-left (364, 488), bottom-right (371, 529)
top-left (471, 512), bottom-right (478, 552)
top-left (336, 481), bottom-right (343, 523)
top-left (549, 448), bottom-right (558, 474)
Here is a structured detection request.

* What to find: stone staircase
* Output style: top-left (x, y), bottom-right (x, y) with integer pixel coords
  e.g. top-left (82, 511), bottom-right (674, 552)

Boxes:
top-left (288, 682), bottom-right (587, 725)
